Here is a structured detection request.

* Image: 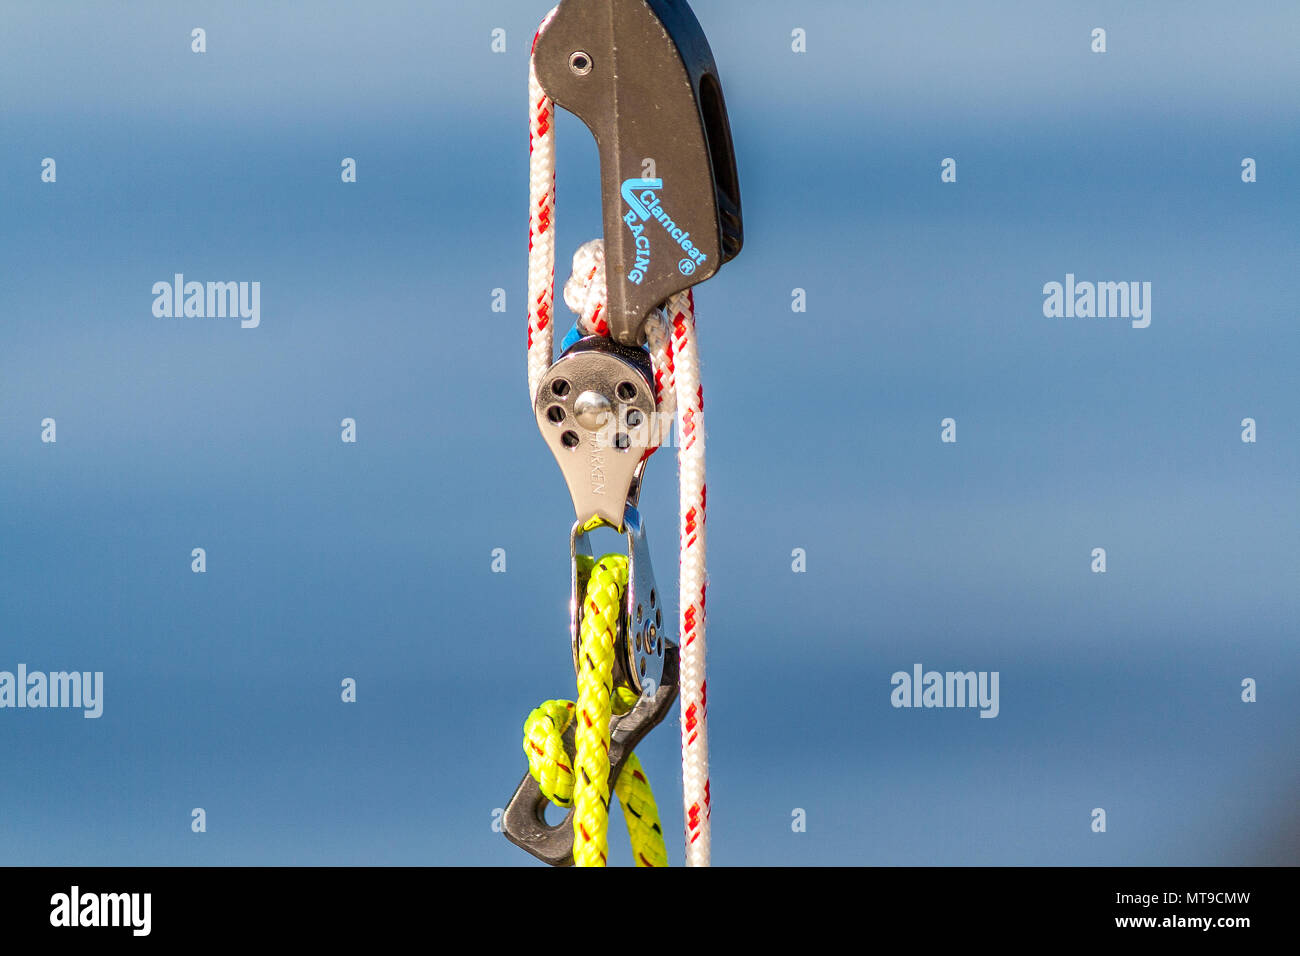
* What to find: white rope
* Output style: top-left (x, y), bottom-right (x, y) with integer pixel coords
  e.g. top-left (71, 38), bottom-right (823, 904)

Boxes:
top-left (526, 15), bottom-right (711, 865)
top-left (526, 9), bottom-right (559, 403)
top-left (664, 290), bottom-right (710, 866)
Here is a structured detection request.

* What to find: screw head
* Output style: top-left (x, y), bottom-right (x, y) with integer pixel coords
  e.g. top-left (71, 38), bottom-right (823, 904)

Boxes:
top-left (573, 390), bottom-right (612, 430)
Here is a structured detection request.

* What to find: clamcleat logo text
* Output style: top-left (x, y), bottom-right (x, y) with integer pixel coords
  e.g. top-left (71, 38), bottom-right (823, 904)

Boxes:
top-left (620, 178), bottom-right (708, 283)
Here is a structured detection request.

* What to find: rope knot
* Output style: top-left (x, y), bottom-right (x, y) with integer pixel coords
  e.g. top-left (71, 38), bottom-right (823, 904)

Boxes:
top-left (523, 699), bottom-right (577, 807)
top-left (560, 239), bottom-right (682, 453)
top-left (563, 239), bottom-right (610, 337)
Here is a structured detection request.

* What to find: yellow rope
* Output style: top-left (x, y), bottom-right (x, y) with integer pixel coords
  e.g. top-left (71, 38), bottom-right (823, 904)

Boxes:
top-left (522, 553), bottom-right (667, 867)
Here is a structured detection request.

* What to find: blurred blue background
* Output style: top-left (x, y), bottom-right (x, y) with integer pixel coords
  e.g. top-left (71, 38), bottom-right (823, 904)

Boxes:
top-left (1, 0), bottom-right (1296, 865)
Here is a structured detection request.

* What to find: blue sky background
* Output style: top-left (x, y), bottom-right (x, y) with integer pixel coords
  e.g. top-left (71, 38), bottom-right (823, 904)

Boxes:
top-left (1, 1), bottom-right (1296, 865)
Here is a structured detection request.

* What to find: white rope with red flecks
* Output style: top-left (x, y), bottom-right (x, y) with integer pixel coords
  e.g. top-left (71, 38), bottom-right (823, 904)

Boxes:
top-left (527, 9), bottom-right (712, 866)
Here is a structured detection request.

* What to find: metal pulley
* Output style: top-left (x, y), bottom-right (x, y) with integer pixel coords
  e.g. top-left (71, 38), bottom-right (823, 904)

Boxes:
top-left (533, 335), bottom-right (657, 530)
top-left (503, 337), bottom-right (679, 864)
top-left (506, 0), bottom-right (742, 867)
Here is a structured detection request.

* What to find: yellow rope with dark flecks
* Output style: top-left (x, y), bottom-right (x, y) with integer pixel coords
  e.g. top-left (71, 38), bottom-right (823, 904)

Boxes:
top-left (522, 553), bottom-right (667, 866)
